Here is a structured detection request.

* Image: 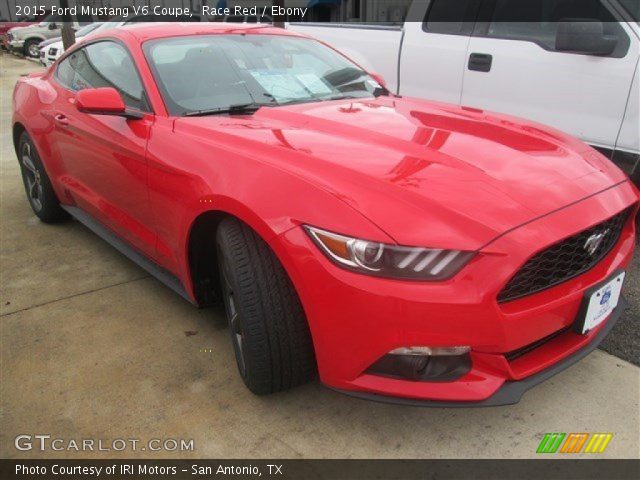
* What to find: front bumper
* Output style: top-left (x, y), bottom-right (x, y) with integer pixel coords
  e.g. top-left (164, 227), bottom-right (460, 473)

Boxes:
top-left (333, 296), bottom-right (627, 407)
top-left (276, 181), bottom-right (638, 404)
top-left (9, 39), bottom-right (24, 49)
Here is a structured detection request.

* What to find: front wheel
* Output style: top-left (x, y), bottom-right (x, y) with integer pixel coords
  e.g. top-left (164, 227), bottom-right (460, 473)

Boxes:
top-left (18, 132), bottom-right (68, 223)
top-left (216, 218), bottom-right (316, 395)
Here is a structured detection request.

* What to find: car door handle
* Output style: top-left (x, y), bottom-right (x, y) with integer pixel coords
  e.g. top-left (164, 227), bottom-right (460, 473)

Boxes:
top-left (468, 53), bottom-right (493, 72)
top-left (54, 114), bottom-right (69, 126)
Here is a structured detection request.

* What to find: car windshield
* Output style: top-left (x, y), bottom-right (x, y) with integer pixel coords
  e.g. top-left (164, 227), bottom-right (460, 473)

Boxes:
top-left (38, 14), bottom-right (63, 27)
top-left (143, 34), bottom-right (384, 116)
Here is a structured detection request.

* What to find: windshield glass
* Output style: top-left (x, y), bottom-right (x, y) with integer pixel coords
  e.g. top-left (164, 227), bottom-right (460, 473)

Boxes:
top-left (143, 34), bottom-right (382, 116)
top-left (38, 13), bottom-right (62, 27)
top-left (619, 0), bottom-right (639, 22)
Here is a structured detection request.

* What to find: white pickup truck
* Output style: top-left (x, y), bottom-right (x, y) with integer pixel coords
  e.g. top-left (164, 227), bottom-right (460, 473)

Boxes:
top-left (290, 0), bottom-right (640, 183)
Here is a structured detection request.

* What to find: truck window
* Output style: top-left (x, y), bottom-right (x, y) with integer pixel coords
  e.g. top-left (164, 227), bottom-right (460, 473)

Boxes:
top-left (618, 0), bottom-right (639, 22)
top-left (482, 0), bottom-right (630, 56)
top-left (424, 0), bottom-right (482, 35)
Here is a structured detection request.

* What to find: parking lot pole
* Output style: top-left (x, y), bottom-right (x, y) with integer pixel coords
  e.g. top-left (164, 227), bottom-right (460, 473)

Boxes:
top-left (59, 0), bottom-right (75, 50)
top-left (272, 0), bottom-right (285, 28)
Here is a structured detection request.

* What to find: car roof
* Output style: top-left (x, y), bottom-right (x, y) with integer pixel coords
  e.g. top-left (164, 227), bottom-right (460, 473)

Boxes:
top-left (97, 22), bottom-right (305, 43)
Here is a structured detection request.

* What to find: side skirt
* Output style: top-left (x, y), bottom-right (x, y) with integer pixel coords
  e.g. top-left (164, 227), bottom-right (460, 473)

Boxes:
top-left (61, 205), bottom-right (197, 306)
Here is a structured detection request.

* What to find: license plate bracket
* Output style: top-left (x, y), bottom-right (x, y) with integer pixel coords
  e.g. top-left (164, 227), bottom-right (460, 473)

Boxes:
top-left (574, 270), bottom-right (625, 335)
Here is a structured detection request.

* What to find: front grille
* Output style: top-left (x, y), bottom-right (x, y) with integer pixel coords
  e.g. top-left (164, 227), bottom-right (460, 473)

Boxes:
top-left (498, 208), bottom-right (630, 303)
top-left (48, 47), bottom-right (57, 55)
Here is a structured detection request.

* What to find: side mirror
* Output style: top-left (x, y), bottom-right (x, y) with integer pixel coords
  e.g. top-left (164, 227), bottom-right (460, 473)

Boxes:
top-left (369, 72), bottom-right (388, 89)
top-left (556, 20), bottom-right (618, 56)
top-left (75, 88), bottom-right (143, 119)
top-left (48, 22), bottom-right (57, 30)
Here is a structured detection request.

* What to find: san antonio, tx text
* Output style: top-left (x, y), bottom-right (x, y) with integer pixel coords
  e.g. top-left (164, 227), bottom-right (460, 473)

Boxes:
top-left (16, 463), bottom-right (284, 476)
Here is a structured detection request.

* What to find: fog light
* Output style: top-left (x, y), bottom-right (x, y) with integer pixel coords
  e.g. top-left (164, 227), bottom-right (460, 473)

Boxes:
top-left (367, 346), bottom-right (471, 382)
top-left (389, 346), bottom-right (471, 356)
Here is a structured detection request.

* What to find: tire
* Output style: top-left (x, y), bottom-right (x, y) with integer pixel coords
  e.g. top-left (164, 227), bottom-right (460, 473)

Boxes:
top-left (23, 39), bottom-right (40, 58)
top-left (216, 218), bottom-right (316, 394)
top-left (17, 131), bottom-right (68, 223)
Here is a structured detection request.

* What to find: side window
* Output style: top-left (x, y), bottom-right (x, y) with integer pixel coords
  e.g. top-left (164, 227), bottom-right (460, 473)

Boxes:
top-left (424, 0), bottom-right (482, 35)
top-left (484, 0), bottom-right (630, 56)
top-left (56, 55), bottom-right (76, 88)
top-left (55, 41), bottom-right (146, 110)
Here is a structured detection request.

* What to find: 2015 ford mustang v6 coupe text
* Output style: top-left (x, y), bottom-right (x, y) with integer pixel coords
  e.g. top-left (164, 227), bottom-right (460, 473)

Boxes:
top-left (12, 23), bottom-right (639, 406)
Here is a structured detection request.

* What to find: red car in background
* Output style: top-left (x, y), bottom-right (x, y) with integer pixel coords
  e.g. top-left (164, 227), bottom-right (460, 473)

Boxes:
top-left (1, 10), bottom-right (50, 50)
top-left (11, 23), bottom-right (639, 405)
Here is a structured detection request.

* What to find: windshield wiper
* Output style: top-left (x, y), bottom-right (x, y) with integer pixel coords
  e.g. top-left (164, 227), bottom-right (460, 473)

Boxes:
top-left (183, 103), bottom-right (264, 117)
top-left (319, 94), bottom-right (368, 102)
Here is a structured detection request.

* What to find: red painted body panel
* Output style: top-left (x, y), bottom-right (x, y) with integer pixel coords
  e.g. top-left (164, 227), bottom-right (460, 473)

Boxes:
top-left (12, 23), bottom-right (639, 403)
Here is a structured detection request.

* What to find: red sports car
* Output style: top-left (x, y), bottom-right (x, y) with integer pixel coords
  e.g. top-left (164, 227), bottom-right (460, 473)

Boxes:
top-left (12, 23), bottom-right (638, 405)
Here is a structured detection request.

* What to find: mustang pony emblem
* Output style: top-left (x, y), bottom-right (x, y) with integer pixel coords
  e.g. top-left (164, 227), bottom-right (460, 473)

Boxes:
top-left (584, 230), bottom-right (609, 256)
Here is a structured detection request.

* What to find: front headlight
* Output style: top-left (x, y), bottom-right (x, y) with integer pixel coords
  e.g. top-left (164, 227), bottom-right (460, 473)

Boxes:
top-left (304, 226), bottom-right (475, 280)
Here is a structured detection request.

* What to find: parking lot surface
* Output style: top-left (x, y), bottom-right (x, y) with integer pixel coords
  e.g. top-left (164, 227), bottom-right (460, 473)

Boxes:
top-left (1, 53), bottom-right (639, 459)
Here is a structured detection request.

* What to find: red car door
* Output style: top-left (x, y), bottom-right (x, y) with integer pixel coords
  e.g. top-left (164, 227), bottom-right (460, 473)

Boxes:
top-left (47, 40), bottom-right (157, 259)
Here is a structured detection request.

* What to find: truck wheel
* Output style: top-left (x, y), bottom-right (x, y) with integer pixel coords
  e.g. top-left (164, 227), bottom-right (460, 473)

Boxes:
top-left (216, 218), bottom-right (316, 394)
top-left (18, 132), bottom-right (68, 223)
top-left (23, 39), bottom-right (40, 58)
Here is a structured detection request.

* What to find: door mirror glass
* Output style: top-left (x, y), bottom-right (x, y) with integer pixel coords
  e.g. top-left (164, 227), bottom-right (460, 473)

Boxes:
top-left (556, 20), bottom-right (618, 55)
top-left (76, 87), bottom-right (127, 115)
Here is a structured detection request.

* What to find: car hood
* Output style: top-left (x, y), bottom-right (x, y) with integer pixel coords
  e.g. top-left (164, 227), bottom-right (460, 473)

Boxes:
top-left (175, 96), bottom-right (628, 250)
top-left (46, 40), bottom-right (63, 49)
top-left (11, 24), bottom-right (44, 37)
top-left (39, 36), bottom-right (60, 47)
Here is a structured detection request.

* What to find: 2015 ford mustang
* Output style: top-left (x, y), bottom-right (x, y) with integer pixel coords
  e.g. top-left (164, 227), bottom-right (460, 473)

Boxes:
top-left (12, 23), bottom-right (639, 406)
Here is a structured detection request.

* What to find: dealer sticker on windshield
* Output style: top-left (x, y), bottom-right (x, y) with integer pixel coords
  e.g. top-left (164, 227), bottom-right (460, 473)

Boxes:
top-left (580, 272), bottom-right (625, 334)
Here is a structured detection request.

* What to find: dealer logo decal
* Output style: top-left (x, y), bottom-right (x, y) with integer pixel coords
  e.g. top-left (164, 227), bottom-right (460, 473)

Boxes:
top-left (536, 433), bottom-right (613, 454)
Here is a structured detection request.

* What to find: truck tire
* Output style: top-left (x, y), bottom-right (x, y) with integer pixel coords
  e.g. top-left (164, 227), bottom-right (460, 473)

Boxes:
top-left (18, 131), bottom-right (68, 223)
top-left (216, 217), bottom-right (316, 394)
top-left (23, 39), bottom-right (40, 58)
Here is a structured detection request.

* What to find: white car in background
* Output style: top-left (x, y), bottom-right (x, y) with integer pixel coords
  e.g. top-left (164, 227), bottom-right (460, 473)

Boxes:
top-left (39, 22), bottom-right (103, 67)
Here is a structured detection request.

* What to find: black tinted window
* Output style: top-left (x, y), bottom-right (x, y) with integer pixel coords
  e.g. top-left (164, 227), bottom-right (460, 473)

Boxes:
top-left (619, 0), bottom-right (639, 22)
top-left (56, 42), bottom-right (145, 110)
top-left (486, 0), bottom-right (629, 55)
top-left (425, 0), bottom-right (482, 35)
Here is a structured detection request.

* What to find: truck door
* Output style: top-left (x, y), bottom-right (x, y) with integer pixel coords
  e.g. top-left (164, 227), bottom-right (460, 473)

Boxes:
top-left (400, 0), bottom-right (483, 103)
top-left (460, 0), bottom-right (639, 158)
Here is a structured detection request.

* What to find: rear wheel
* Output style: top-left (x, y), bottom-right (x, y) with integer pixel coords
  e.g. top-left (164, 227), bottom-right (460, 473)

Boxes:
top-left (23, 39), bottom-right (40, 58)
top-left (18, 132), bottom-right (68, 223)
top-left (216, 218), bottom-right (316, 394)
